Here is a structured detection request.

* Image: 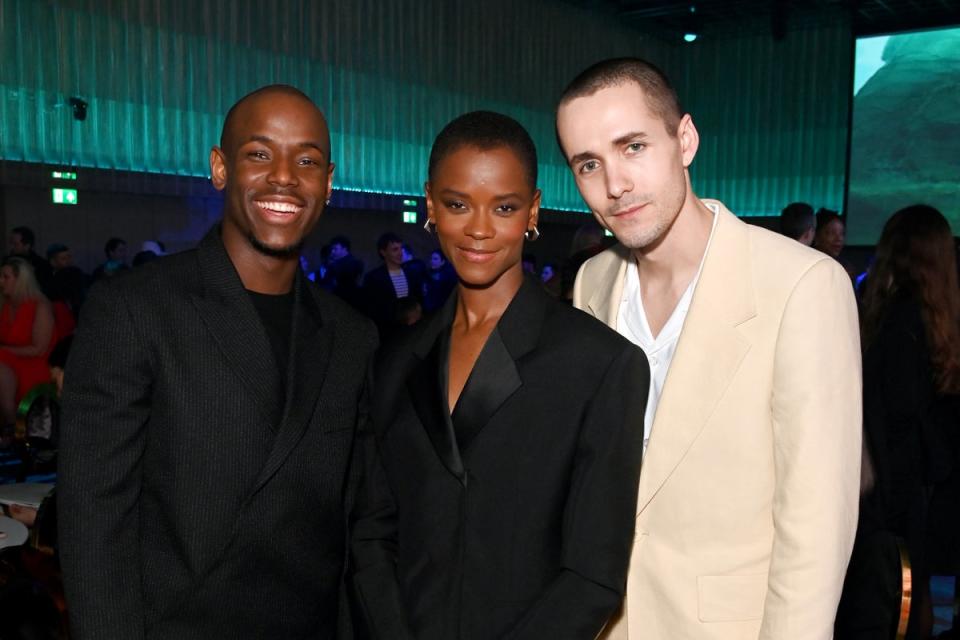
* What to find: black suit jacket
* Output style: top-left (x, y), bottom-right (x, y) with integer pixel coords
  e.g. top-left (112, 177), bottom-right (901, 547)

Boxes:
top-left (360, 263), bottom-right (426, 332)
top-left (351, 280), bottom-right (649, 639)
top-left (58, 227), bottom-right (377, 639)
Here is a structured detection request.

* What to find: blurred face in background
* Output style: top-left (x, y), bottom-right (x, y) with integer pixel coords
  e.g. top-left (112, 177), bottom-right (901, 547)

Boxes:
top-left (0, 265), bottom-right (17, 298)
top-left (381, 241), bottom-right (405, 269)
top-left (9, 233), bottom-right (29, 256)
top-left (50, 249), bottom-right (73, 272)
top-left (814, 219), bottom-right (845, 258)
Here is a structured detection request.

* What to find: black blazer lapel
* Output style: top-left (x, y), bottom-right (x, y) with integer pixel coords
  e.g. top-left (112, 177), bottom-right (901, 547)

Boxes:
top-left (190, 226), bottom-right (281, 425)
top-left (450, 327), bottom-right (520, 452)
top-left (251, 271), bottom-right (333, 495)
top-left (450, 278), bottom-right (546, 452)
top-left (406, 295), bottom-right (465, 483)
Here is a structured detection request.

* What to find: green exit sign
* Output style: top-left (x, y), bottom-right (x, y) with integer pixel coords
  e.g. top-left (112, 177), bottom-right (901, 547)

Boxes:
top-left (51, 170), bottom-right (77, 180)
top-left (402, 210), bottom-right (417, 224)
top-left (402, 199), bottom-right (417, 207)
top-left (52, 188), bottom-right (78, 205)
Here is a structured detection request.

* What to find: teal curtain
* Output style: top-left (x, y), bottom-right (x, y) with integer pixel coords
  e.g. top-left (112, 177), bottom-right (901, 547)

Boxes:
top-left (669, 21), bottom-right (853, 216)
top-left (1, 0), bottom-right (851, 215)
top-left (1, 0), bottom-right (672, 211)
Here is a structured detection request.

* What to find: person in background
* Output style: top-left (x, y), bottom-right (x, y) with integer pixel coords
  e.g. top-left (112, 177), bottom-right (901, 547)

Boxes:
top-left (422, 249), bottom-right (457, 314)
top-left (8, 226), bottom-right (53, 298)
top-left (838, 204), bottom-right (960, 639)
top-left (780, 202), bottom-right (816, 246)
top-left (0, 257), bottom-right (55, 441)
top-left (91, 237), bottom-right (129, 281)
top-left (326, 235), bottom-right (365, 309)
top-left (561, 221), bottom-right (606, 302)
top-left (402, 243), bottom-right (429, 284)
top-left (813, 208), bottom-right (846, 259)
top-left (46, 244), bottom-right (87, 324)
top-left (540, 262), bottom-right (561, 297)
top-left (521, 252), bottom-right (537, 277)
top-left (362, 232), bottom-right (425, 336)
top-left (46, 243), bottom-right (73, 274)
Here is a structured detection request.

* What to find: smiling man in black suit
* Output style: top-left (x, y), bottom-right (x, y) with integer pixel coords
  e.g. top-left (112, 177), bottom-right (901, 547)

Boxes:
top-left (58, 85), bottom-right (377, 639)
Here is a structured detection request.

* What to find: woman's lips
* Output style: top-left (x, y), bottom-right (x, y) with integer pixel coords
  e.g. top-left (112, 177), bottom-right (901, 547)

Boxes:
top-left (457, 247), bottom-right (497, 263)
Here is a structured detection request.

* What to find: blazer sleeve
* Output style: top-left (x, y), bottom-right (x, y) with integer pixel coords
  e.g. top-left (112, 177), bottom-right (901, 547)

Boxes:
top-left (57, 281), bottom-right (151, 639)
top-left (349, 415), bottom-right (414, 640)
top-left (760, 258), bottom-right (862, 639)
top-left (504, 345), bottom-right (649, 640)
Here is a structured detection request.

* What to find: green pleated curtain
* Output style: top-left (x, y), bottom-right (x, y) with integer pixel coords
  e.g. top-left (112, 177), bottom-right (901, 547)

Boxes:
top-left (1, 0), bottom-right (850, 215)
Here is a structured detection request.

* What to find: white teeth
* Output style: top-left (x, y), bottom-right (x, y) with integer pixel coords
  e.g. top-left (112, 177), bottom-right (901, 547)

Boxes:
top-left (256, 201), bottom-right (300, 213)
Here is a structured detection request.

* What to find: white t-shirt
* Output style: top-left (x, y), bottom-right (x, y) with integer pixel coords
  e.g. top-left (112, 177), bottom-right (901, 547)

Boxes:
top-left (616, 204), bottom-right (719, 456)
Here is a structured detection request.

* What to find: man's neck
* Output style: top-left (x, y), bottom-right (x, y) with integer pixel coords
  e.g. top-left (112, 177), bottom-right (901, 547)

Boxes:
top-left (222, 232), bottom-right (298, 294)
top-left (631, 195), bottom-right (714, 339)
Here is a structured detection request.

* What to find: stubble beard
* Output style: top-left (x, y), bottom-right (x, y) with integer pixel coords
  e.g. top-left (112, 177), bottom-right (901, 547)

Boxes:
top-left (245, 230), bottom-right (303, 259)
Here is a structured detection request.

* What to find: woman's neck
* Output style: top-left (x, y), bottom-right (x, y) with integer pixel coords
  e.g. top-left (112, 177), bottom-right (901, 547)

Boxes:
top-left (454, 267), bottom-right (523, 331)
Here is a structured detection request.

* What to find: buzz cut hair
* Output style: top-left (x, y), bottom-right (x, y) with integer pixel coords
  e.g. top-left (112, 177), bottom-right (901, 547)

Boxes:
top-left (428, 111), bottom-right (538, 191)
top-left (557, 57), bottom-right (684, 145)
top-left (219, 84), bottom-right (330, 161)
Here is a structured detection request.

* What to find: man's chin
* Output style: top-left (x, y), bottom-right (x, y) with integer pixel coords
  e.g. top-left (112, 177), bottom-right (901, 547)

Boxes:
top-left (246, 232), bottom-right (303, 259)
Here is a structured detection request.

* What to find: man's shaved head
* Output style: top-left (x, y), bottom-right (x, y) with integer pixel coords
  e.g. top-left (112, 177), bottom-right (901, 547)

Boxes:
top-left (220, 84), bottom-right (331, 162)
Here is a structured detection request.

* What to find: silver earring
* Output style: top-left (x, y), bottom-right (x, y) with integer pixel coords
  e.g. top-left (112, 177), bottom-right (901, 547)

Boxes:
top-left (423, 219), bottom-right (436, 234)
top-left (325, 199), bottom-right (331, 206)
top-left (524, 226), bottom-right (540, 242)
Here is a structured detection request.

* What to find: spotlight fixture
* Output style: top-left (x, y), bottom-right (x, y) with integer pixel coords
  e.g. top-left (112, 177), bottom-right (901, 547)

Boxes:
top-left (69, 97), bottom-right (87, 121)
top-left (682, 5), bottom-right (699, 43)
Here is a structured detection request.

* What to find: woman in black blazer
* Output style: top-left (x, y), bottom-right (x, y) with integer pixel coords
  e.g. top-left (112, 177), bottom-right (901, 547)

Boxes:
top-left (350, 112), bottom-right (649, 639)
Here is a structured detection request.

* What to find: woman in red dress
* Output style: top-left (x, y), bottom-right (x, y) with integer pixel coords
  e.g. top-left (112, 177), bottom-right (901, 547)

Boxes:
top-left (0, 257), bottom-right (55, 431)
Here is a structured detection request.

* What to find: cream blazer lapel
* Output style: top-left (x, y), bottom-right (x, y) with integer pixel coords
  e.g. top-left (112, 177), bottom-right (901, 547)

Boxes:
top-left (581, 243), bottom-right (631, 328)
top-left (636, 202), bottom-right (756, 513)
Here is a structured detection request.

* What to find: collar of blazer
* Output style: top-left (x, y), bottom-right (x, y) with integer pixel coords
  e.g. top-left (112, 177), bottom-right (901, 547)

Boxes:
top-left (406, 277), bottom-right (548, 483)
top-left (584, 201), bottom-right (757, 514)
top-left (190, 225), bottom-right (334, 497)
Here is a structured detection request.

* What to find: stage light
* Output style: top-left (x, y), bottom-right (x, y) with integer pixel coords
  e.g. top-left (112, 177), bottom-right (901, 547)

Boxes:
top-left (684, 33), bottom-right (698, 42)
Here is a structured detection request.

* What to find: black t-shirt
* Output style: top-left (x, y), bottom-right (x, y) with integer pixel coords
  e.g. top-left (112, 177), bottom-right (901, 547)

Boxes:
top-left (247, 288), bottom-right (295, 388)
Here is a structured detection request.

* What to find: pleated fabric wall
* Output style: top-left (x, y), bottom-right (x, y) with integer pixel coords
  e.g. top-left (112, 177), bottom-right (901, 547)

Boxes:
top-left (0, 0), bottom-right (673, 211)
top-left (1, 0), bottom-right (852, 215)
top-left (669, 20), bottom-right (853, 216)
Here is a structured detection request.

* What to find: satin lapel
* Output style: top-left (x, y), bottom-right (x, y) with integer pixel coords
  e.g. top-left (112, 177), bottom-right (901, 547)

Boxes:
top-left (190, 227), bottom-right (280, 425)
top-left (407, 295), bottom-right (465, 482)
top-left (450, 326), bottom-right (520, 452)
top-left (636, 206), bottom-right (757, 514)
top-left (450, 279), bottom-right (545, 451)
top-left (251, 271), bottom-right (333, 495)
top-left (585, 244), bottom-right (631, 327)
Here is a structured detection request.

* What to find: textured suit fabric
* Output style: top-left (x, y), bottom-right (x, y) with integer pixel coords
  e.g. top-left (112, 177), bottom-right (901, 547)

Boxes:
top-left (351, 279), bottom-right (649, 640)
top-left (574, 200), bottom-right (862, 640)
top-left (58, 226), bottom-right (377, 639)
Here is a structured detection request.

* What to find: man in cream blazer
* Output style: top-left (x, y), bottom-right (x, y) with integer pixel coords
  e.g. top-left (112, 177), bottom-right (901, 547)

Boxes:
top-left (557, 58), bottom-right (862, 639)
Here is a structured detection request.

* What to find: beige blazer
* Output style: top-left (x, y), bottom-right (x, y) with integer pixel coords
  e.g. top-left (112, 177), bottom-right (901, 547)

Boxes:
top-left (574, 200), bottom-right (861, 640)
